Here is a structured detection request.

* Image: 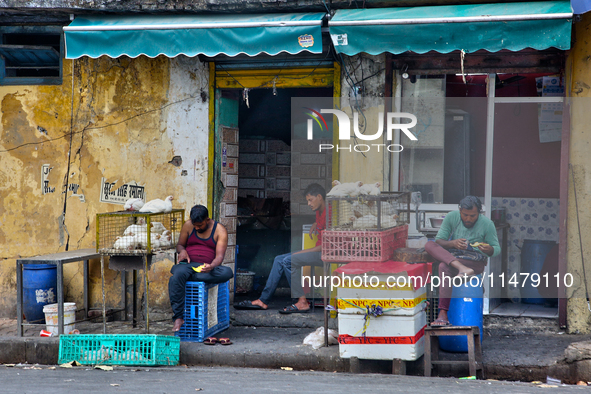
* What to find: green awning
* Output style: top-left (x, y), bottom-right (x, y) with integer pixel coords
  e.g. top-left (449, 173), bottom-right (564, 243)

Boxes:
top-left (329, 1), bottom-right (572, 55)
top-left (64, 13), bottom-right (325, 59)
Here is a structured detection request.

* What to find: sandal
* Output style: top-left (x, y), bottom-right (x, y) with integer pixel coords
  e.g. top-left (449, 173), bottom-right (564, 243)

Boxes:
top-left (234, 300), bottom-right (264, 310)
top-left (279, 304), bottom-right (310, 314)
top-left (203, 337), bottom-right (217, 345)
top-left (430, 319), bottom-right (451, 327)
top-left (218, 338), bottom-right (232, 345)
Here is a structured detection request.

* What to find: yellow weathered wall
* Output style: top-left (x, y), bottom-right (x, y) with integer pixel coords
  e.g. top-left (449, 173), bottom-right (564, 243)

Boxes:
top-left (338, 54), bottom-right (388, 186)
top-left (566, 13), bottom-right (591, 333)
top-left (0, 55), bottom-right (211, 319)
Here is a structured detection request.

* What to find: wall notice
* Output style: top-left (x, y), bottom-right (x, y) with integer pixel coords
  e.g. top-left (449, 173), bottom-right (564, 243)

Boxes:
top-left (537, 76), bottom-right (563, 143)
top-left (100, 178), bottom-right (146, 205)
top-left (41, 164), bottom-right (55, 194)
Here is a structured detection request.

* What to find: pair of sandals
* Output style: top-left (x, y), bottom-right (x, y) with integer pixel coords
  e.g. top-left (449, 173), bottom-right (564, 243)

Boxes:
top-left (234, 301), bottom-right (310, 314)
top-left (203, 337), bottom-right (232, 345)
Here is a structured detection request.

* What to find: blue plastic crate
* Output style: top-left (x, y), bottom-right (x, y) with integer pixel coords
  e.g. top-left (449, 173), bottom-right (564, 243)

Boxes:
top-left (175, 281), bottom-right (230, 342)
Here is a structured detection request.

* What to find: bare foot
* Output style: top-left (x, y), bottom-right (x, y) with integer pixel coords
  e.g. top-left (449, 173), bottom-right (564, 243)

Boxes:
top-left (431, 310), bottom-right (450, 326)
top-left (172, 318), bottom-right (184, 332)
top-left (455, 267), bottom-right (474, 277)
top-left (450, 260), bottom-right (475, 277)
top-left (293, 297), bottom-right (310, 311)
top-left (251, 299), bottom-right (268, 309)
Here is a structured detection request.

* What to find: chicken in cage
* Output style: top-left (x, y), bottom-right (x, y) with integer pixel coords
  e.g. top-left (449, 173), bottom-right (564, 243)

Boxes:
top-left (96, 209), bottom-right (185, 255)
top-left (326, 191), bottom-right (410, 231)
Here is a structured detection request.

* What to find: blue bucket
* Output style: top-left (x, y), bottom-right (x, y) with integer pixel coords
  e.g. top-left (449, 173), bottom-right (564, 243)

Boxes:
top-left (23, 264), bottom-right (57, 323)
top-left (520, 240), bottom-right (556, 304)
top-left (439, 275), bottom-right (483, 353)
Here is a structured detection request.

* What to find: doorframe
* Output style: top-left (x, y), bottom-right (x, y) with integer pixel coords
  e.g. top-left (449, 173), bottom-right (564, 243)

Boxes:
top-left (207, 61), bottom-right (342, 214)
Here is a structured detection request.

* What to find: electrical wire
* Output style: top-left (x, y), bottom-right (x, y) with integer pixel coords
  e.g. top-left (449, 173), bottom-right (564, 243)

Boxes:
top-left (0, 95), bottom-right (197, 154)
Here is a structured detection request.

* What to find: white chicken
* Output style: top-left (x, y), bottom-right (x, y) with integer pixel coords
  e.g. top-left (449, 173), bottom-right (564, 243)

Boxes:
top-left (359, 182), bottom-right (381, 196)
top-left (123, 223), bottom-right (148, 237)
top-left (149, 221), bottom-right (168, 234)
top-left (379, 214), bottom-right (398, 229)
top-left (124, 198), bottom-right (144, 211)
top-left (136, 233), bottom-right (162, 249)
top-left (114, 235), bottom-right (139, 250)
top-left (327, 180), bottom-right (363, 197)
top-left (370, 201), bottom-right (397, 217)
top-left (351, 200), bottom-right (372, 218)
top-left (139, 195), bottom-right (174, 213)
top-left (351, 214), bottom-right (398, 229)
top-left (159, 230), bottom-right (173, 248)
top-left (352, 214), bottom-right (378, 229)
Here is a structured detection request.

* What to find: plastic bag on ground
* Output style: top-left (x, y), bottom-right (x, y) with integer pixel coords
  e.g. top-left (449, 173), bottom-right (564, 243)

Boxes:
top-left (303, 327), bottom-right (338, 349)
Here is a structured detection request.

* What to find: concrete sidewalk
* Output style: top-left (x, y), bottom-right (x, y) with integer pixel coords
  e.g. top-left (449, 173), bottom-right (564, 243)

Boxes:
top-left (2, 307), bottom-right (591, 384)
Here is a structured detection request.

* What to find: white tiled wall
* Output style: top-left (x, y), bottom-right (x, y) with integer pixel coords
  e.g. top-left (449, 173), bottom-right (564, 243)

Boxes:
top-left (492, 197), bottom-right (559, 300)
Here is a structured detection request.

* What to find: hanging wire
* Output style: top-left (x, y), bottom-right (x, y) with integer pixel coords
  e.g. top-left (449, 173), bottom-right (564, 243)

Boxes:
top-left (460, 49), bottom-right (467, 85)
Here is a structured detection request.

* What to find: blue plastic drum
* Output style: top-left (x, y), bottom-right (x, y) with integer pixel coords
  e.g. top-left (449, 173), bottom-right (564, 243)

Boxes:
top-left (438, 274), bottom-right (483, 353)
top-left (520, 240), bottom-right (556, 304)
top-left (23, 264), bottom-right (57, 323)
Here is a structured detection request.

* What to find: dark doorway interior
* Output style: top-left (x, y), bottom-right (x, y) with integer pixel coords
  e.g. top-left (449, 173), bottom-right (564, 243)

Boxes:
top-left (235, 87), bottom-right (332, 294)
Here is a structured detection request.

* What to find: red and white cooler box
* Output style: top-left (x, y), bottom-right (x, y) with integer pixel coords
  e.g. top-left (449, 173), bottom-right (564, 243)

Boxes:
top-left (334, 261), bottom-right (431, 361)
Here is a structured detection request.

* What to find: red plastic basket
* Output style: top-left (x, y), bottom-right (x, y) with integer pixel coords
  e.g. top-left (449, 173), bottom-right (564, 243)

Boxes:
top-left (322, 225), bottom-right (408, 262)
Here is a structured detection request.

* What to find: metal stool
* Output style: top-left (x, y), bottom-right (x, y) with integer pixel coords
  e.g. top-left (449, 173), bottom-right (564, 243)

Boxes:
top-left (424, 326), bottom-right (483, 378)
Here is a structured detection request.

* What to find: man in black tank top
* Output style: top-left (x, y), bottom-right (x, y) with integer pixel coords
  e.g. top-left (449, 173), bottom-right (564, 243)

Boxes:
top-left (169, 205), bottom-right (233, 332)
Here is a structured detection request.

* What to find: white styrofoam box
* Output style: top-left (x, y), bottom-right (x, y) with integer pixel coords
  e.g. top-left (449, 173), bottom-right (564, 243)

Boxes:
top-left (338, 312), bottom-right (426, 361)
top-left (337, 285), bottom-right (426, 316)
top-left (333, 273), bottom-right (427, 291)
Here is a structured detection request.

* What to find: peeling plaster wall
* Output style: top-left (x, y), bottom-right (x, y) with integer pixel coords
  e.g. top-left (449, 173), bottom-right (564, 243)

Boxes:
top-left (0, 55), bottom-right (210, 318)
top-left (165, 56), bottom-right (210, 208)
top-left (338, 54), bottom-right (388, 186)
top-left (566, 13), bottom-right (591, 333)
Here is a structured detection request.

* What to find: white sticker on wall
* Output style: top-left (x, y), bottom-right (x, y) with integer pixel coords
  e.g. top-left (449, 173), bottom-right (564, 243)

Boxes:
top-left (331, 34), bottom-right (348, 46)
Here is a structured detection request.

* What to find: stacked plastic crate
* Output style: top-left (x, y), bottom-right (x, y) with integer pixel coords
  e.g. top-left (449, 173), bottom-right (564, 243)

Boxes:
top-left (321, 192), bottom-right (410, 263)
top-left (320, 192), bottom-right (425, 361)
top-left (334, 261), bottom-right (429, 361)
top-left (175, 281), bottom-right (230, 342)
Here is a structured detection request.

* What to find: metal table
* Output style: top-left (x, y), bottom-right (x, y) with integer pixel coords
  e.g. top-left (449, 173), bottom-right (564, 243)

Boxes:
top-left (16, 249), bottom-right (100, 336)
top-left (100, 253), bottom-right (151, 334)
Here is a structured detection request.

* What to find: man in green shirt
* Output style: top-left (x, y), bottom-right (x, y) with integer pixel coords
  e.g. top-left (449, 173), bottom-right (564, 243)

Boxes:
top-left (425, 196), bottom-right (500, 326)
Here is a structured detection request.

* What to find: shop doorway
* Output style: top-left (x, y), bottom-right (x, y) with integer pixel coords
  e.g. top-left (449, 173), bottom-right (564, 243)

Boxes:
top-left (211, 64), bottom-right (339, 299)
top-left (234, 87), bottom-right (332, 293)
top-left (398, 72), bottom-right (562, 318)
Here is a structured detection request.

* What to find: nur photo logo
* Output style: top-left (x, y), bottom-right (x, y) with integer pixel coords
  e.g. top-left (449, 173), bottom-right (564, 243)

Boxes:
top-left (304, 108), bottom-right (418, 152)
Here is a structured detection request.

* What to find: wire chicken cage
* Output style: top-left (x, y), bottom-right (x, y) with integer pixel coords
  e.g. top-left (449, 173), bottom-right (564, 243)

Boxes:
top-left (326, 191), bottom-right (410, 231)
top-left (96, 209), bottom-right (184, 255)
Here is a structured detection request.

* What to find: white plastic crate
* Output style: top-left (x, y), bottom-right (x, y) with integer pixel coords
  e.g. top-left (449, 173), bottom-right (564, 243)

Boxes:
top-left (338, 312), bottom-right (426, 361)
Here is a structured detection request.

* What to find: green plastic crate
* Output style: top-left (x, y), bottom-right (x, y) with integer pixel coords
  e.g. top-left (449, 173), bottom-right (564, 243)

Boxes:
top-left (58, 334), bottom-right (180, 366)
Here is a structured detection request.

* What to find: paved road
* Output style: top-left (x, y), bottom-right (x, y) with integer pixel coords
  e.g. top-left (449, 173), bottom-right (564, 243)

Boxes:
top-left (0, 365), bottom-right (587, 393)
